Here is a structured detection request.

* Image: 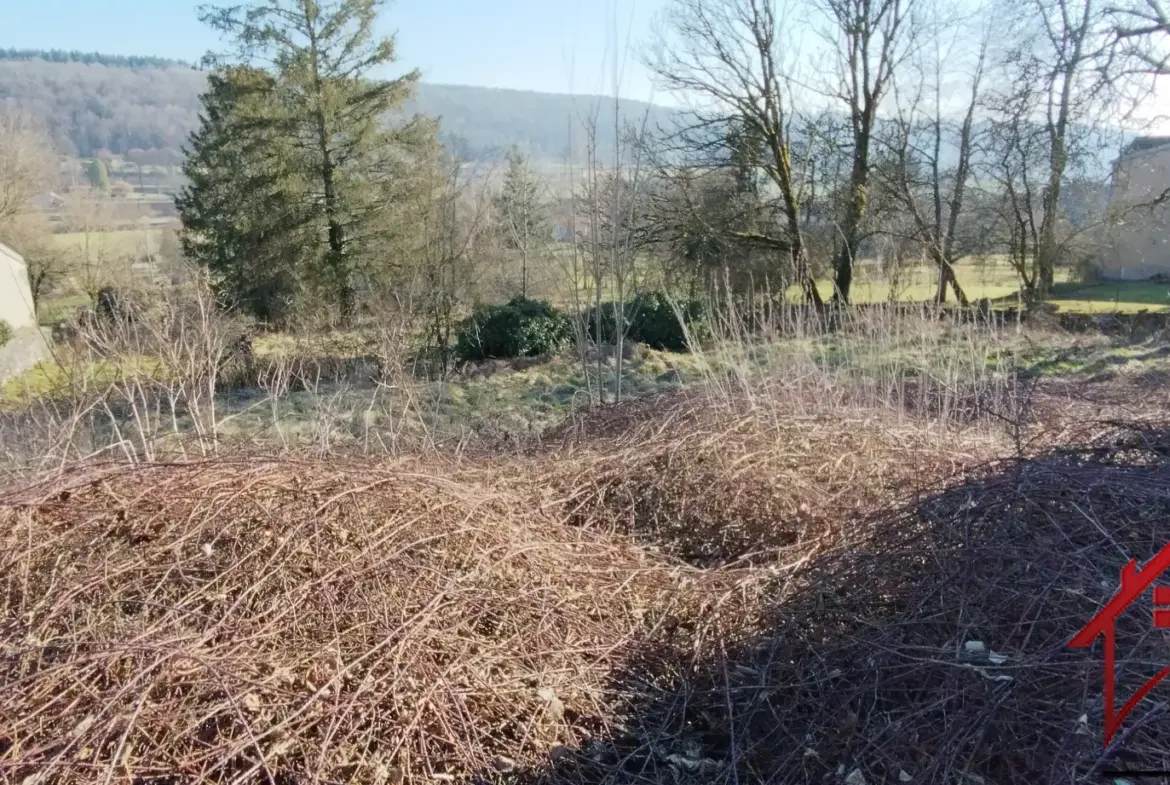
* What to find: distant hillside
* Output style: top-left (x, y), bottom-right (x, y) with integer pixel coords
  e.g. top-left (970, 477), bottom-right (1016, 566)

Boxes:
top-left (405, 83), bottom-right (674, 162)
top-left (0, 55), bottom-right (205, 161)
top-left (0, 51), bottom-right (672, 164)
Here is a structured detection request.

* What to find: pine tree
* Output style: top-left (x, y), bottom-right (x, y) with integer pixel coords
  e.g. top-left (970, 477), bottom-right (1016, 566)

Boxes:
top-left (493, 147), bottom-right (549, 298)
top-left (195, 0), bottom-right (424, 321)
top-left (176, 67), bottom-right (315, 324)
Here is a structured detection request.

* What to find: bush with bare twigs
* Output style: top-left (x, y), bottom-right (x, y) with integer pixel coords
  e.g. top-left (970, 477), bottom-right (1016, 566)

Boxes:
top-left (0, 458), bottom-right (747, 784)
top-left (586, 420), bottom-right (1170, 784)
top-left (6, 307), bottom-right (1170, 784)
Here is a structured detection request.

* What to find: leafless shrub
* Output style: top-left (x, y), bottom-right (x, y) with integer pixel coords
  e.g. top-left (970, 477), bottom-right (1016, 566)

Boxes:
top-left (0, 459), bottom-right (733, 784)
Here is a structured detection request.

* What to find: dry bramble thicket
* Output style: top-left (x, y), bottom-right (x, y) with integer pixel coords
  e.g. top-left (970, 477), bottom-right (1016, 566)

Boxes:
top-left (5, 323), bottom-right (1170, 783)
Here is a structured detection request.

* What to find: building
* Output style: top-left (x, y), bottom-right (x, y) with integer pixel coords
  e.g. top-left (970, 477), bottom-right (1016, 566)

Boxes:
top-left (0, 242), bottom-right (50, 382)
top-left (1102, 136), bottom-right (1170, 280)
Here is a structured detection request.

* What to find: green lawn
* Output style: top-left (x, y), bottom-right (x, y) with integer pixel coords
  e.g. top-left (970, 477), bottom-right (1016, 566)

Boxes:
top-left (790, 262), bottom-right (1170, 314)
top-left (1047, 281), bottom-right (1170, 313)
top-left (786, 261), bottom-right (1046, 305)
top-left (36, 294), bottom-right (90, 326)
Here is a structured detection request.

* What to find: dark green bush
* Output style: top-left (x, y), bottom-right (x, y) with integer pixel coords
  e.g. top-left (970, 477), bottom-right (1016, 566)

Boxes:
top-left (0, 320), bottom-right (11, 348)
top-left (456, 297), bottom-right (573, 362)
top-left (587, 291), bottom-right (705, 352)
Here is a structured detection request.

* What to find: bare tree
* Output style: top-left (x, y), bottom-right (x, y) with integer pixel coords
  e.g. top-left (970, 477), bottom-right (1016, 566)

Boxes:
top-left (641, 151), bottom-right (777, 300)
top-left (3, 215), bottom-right (69, 316)
top-left (990, 0), bottom-right (1119, 295)
top-left (647, 0), bottom-right (824, 306)
top-left (493, 147), bottom-right (552, 299)
top-left (986, 64), bottom-right (1049, 293)
top-left (814, 0), bottom-right (917, 303)
top-left (575, 113), bottom-right (654, 404)
top-left (1111, 0), bottom-right (1170, 71)
top-left (408, 142), bottom-right (492, 374)
top-left (0, 111), bottom-right (53, 229)
top-left (882, 14), bottom-right (992, 304)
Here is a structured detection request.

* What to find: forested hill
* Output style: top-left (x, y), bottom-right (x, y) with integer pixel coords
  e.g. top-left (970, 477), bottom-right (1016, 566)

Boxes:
top-left (0, 48), bottom-right (193, 69)
top-left (0, 51), bottom-right (671, 164)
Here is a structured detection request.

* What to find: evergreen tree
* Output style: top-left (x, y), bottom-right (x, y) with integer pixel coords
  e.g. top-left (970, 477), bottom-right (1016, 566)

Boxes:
top-left (493, 147), bottom-right (549, 297)
top-left (176, 67), bottom-right (315, 324)
top-left (196, 0), bottom-right (423, 321)
top-left (86, 159), bottom-right (110, 192)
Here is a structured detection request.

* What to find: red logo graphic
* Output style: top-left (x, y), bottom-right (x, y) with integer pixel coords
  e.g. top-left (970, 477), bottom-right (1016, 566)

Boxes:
top-left (1070, 544), bottom-right (1170, 747)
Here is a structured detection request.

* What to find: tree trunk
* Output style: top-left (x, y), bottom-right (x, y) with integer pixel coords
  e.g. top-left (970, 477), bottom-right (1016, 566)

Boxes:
top-left (307, 16), bottom-right (351, 324)
top-left (788, 223), bottom-right (823, 309)
top-left (521, 242), bottom-right (528, 299)
top-left (831, 141), bottom-right (871, 305)
top-left (1037, 151), bottom-right (1063, 296)
top-left (832, 245), bottom-right (854, 305)
top-left (931, 251), bottom-right (969, 306)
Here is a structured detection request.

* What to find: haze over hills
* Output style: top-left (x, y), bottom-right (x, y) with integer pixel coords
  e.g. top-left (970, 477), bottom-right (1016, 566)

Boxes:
top-left (0, 50), bottom-right (673, 165)
top-left (0, 47), bottom-right (1127, 204)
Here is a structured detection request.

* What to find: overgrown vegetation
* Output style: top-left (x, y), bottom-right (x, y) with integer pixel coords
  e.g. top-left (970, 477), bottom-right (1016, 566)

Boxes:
top-left (4, 0), bottom-right (1170, 782)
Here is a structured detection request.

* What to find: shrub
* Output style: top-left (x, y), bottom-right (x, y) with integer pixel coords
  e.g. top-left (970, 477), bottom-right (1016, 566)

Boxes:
top-left (456, 297), bottom-right (573, 363)
top-left (587, 291), bottom-right (705, 352)
top-left (96, 287), bottom-right (136, 323)
top-left (0, 320), bottom-right (11, 348)
top-left (1072, 254), bottom-right (1102, 284)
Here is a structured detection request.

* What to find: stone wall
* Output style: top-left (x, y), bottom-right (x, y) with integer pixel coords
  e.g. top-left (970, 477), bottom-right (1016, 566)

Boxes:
top-left (1103, 145), bottom-right (1170, 279)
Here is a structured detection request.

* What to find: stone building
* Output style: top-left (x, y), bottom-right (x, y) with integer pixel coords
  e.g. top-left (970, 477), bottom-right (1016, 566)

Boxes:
top-left (1103, 136), bottom-right (1170, 279)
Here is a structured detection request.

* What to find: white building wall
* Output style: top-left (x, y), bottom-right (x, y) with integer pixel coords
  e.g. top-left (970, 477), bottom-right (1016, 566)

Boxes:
top-left (0, 242), bottom-right (50, 383)
top-left (0, 242), bottom-right (37, 330)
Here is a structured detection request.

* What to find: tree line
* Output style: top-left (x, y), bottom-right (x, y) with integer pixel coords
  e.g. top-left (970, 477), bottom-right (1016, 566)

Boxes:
top-left (0, 57), bottom-right (205, 159)
top-left (638, 0), bottom-right (1170, 305)
top-left (182, 0), bottom-right (1170, 335)
top-left (6, 0), bottom-right (1170, 370)
top-left (0, 49), bottom-right (195, 70)
top-left (0, 53), bottom-right (668, 164)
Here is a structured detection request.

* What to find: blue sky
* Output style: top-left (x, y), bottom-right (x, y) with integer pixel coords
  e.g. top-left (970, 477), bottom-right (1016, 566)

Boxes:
top-left (3, 0), bottom-right (665, 100)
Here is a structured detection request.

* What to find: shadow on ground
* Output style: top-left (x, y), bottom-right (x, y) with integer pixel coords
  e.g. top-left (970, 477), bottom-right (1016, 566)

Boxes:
top-left (493, 420), bottom-right (1170, 785)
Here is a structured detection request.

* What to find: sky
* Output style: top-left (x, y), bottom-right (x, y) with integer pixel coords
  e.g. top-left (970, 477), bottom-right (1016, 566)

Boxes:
top-left (2, 0), bottom-right (667, 101)
top-left (5, 0), bottom-right (1169, 131)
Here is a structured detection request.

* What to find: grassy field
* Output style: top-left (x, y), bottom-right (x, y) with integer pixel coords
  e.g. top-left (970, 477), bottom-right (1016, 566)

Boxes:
top-left (1046, 279), bottom-right (1170, 312)
top-left (791, 259), bottom-right (1039, 305)
top-left (0, 308), bottom-right (1080, 441)
top-left (794, 260), bottom-right (1170, 312)
top-left (48, 227), bottom-right (164, 259)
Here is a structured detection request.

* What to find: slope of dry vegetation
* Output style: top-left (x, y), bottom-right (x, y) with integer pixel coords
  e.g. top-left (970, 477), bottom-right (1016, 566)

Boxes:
top-left (535, 391), bottom-right (1002, 568)
top-left (3, 375), bottom-right (1170, 783)
top-left (1, 459), bottom-right (732, 783)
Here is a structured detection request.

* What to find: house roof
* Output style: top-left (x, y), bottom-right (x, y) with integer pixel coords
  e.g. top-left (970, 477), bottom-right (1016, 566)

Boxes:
top-left (1122, 136), bottom-right (1170, 158)
top-left (0, 241), bottom-right (26, 269)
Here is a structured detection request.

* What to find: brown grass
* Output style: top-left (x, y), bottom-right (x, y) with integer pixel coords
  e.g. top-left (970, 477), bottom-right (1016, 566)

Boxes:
top-left (0, 458), bottom-right (735, 783)
top-left (536, 392), bottom-right (1001, 568)
top-left (4, 368), bottom-right (1170, 783)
